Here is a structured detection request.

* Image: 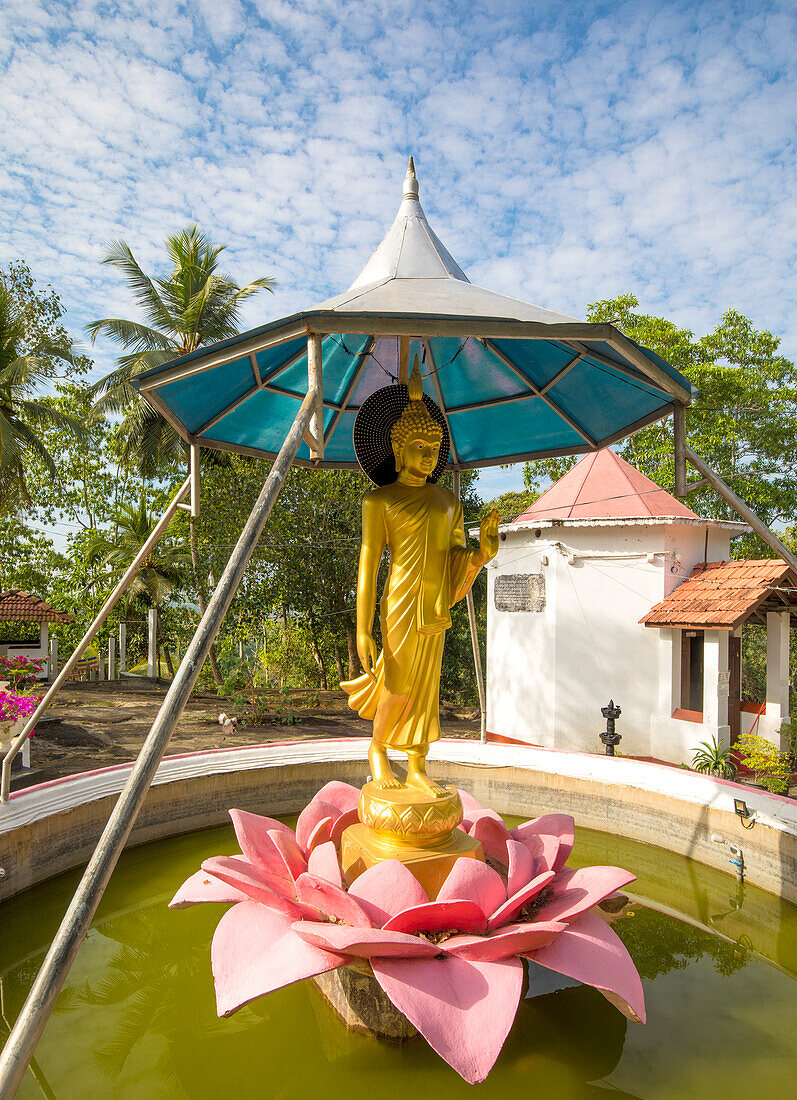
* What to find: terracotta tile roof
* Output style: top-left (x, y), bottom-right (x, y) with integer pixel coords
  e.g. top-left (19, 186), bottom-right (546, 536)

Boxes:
top-left (0, 590), bottom-right (73, 623)
top-left (641, 560), bottom-right (797, 630)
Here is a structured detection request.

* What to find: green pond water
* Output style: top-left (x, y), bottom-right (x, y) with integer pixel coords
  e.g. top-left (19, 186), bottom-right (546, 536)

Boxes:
top-left (2, 821), bottom-right (797, 1099)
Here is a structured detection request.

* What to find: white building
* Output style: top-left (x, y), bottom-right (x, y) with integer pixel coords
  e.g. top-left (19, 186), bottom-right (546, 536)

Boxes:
top-left (484, 449), bottom-right (794, 764)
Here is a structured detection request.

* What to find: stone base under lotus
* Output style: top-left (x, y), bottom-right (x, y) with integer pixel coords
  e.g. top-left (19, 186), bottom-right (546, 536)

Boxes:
top-left (312, 961), bottom-right (417, 1043)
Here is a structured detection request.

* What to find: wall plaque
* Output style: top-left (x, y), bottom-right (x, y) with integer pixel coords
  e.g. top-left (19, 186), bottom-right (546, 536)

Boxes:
top-left (494, 573), bottom-right (545, 613)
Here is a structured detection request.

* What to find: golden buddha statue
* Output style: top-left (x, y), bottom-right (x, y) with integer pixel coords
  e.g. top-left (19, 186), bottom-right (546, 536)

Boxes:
top-left (340, 360), bottom-right (499, 894)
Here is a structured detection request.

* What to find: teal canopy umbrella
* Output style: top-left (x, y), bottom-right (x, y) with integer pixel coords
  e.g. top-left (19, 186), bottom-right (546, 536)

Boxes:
top-left (134, 159), bottom-right (693, 470)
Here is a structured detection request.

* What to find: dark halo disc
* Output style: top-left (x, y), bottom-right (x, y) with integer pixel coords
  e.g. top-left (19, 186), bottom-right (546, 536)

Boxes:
top-left (352, 383), bottom-right (450, 486)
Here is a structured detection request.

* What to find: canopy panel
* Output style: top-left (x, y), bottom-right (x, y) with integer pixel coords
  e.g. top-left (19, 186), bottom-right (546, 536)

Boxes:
top-left (135, 160), bottom-right (693, 470)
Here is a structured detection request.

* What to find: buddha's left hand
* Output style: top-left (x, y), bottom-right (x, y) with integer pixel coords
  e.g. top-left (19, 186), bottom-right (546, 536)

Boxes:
top-left (478, 509), bottom-right (500, 562)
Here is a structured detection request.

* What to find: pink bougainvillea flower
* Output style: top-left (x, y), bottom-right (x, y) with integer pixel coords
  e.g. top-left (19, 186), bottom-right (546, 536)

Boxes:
top-left (171, 785), bottom-right (645, 1084)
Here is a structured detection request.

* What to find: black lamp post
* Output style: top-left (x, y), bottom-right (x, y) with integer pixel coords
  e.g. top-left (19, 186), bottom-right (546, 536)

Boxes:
top-left (599, 700), bottom-right (622, 756)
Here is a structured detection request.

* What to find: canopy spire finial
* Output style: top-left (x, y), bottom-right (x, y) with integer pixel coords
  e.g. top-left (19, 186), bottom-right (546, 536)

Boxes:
top-left (403, 156), bottom-right (419, 202)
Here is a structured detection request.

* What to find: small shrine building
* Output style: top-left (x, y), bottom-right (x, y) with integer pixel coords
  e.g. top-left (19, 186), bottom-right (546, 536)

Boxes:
top-left (0, 590), bottom-right (72, 675)
top-left (484, 449), bottom-right (796, 763)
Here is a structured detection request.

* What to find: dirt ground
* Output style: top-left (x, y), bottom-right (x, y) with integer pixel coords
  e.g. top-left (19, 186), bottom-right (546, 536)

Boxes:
top-left (20, 677), bottom-right (481, 786)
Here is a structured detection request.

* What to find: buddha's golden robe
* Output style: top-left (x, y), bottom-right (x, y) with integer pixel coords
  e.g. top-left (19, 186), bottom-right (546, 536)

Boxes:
top-left (342, 481), bottom-right (484, 748)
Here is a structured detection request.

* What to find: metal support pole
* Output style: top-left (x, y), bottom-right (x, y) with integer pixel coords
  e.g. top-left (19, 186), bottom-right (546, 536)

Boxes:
top-left (398, 335), bottom-right (409, 384)
top-left (0, 392), bottom-right (314, 1097)
top-left (0, 477), bottom-right (191, 802)
top-left (307, 334), bottom-right (324, 461)
top-left (684, 444), bottom-right (797, 572)
top-left (147, 608), bottom-right (157, 679)
top-left (190, 443), bottom-right (200, 519)
top-left (452, 472), bottom-right (488, 742)
top-left (108, 637), bottom-right (116, 682)
top-left (673, 404), bottom-right (687, 498)
top-left (118, 624), bottom-right (127, 674)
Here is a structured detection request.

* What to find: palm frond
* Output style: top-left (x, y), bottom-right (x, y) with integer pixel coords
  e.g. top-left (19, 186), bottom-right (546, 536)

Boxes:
top-left (85, 317), bottom-right (174, 353)
top-left (98, 239), bottom-right (176, 332)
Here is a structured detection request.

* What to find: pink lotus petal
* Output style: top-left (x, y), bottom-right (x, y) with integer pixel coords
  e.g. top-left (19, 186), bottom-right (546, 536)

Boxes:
top-left (372, 954), bottom-right (524, 1084)
top-left (228, 808), bottom-right (295, 872)
top-left (383, 900), bottom-right (487, 936)
top-left (347, 859), bottom-right (428, 925)
top-left (330, 807), bottom-right (360, 847)
top-left (529, 910), bottom-right (646, 1023)
top-left (457, 788), bottom-right (486, 828)
top-left (306, 817), bottom-right (334, 854)
top-left (538, 866), bottom-right (637, 925)
top-left (296, 798), bottom-right (340, 853)
top-left (487, 870), bottom-right (556, 930)
top-left (511, 814), bottom-right (575, 873)
top-left (438, 858), bottom-right (506, 914)
top-left (201, 857), bottom-right (311, 920)
top-left (217, 830), bottom-right (297, 899)
top-left (267, 829), bottom-right (307, 880)
top-left (445, 920), bottom-right (565, 961)
top-left (311, 780), bottom-right (361, 814)
top-left (295, 873), bottom-right (372, 928)
top-left (292, 921), bottom-right (440, 958)
top-left (467, 812), bottom-right (511, 864)
top-left (307, 841), bottom-right (343, 888)
top-left (168, 870), bottom-right (249, 909)
top-left (506, 839), bottom-right (535, 897)
top-left (523, 832), bottom-right (562, 876)
top-left (212, 901), bottom-right (342, 1016)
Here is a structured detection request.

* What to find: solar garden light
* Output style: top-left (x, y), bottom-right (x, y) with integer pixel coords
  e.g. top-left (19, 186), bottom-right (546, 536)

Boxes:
top-left (599, 700), bottom-right (622, 756)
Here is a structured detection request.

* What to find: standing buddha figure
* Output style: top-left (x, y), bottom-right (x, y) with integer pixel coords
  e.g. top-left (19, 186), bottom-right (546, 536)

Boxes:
top-left (342, 360), bottom-right (500, 798)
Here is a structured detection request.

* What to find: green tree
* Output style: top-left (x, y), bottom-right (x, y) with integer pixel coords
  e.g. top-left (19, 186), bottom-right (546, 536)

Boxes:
top-left (87, 225), bottom-right (274, 477)
top-left (85, 500), bottom-right (191, 677)
top-left (524, 295), bottom-right (797, 556)
top-left (88, 225), bottom-right (275, 685)
top-left (0, 284), bottom-right (85, 513)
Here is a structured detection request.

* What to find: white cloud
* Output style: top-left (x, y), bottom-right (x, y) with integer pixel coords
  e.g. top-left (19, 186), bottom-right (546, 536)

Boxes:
top-left (0, 0), bottom-right (794, 400)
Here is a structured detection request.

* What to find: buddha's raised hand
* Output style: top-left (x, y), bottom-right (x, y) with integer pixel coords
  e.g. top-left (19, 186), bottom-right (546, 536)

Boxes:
top-left (479, 509), bottom-right (501, 562)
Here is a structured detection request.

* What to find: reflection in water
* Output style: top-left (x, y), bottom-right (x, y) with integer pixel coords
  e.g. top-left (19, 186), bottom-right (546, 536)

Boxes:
top-left (0, 823), bottom-right (796, 1098)
top-left (614, 906), bottom-right (750, 981)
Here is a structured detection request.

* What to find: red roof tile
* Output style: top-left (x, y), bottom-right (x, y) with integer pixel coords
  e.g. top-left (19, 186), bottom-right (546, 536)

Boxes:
top-left (0, 590), bottom-right (73, 623)
top-left (641, 560), bottom-right (797, 630)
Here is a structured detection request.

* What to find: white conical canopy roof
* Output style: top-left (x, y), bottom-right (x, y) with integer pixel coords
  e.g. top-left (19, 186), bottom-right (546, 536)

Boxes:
top-left (317, 159), bottom-right (579, 323)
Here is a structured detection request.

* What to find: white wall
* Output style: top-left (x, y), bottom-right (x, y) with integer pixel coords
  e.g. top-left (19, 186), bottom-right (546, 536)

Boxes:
top-left (486, 520), bottom-right (734, 763)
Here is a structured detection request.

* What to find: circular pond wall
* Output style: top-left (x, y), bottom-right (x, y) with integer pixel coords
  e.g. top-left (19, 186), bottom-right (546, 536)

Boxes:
top-left (1, 739), bottom-right (796, 904)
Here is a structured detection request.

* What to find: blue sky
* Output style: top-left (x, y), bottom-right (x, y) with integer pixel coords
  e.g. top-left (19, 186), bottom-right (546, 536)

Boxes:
top-left (1, 0), bottom-right (795, 501)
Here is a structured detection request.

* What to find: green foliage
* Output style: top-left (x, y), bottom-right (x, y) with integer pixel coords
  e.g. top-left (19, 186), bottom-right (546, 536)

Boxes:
top-left (88, 225), bottom-right (275, 477)
top-left (0, 282), bottom-right (86, 513)
top-left (477, 487), bottom-right (537, 522)
top-left (736, 731), bottom-right (792, 793)
top-left (523, 295), bottom-right (797, 557)
top-left (691, 735), bottom-right (738, 779)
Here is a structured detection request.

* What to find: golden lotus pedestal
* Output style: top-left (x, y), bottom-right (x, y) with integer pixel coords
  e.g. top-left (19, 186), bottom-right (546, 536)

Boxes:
top-left (340, 782), bottom-right (483, 900)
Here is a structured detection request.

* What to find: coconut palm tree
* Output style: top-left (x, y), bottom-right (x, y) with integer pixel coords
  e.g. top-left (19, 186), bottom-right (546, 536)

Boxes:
top-left (88, 225), bottom-right (275, 684)
top-left (85, 499), bottom-right (192, 677)
top-left (87, 224), bottom-right (274, 475)
top-left (0, 285), bottom-right (84, 514)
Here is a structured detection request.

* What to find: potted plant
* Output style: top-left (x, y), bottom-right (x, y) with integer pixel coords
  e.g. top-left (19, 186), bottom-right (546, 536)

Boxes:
top-left (691, 735), bottom-right (738, 779)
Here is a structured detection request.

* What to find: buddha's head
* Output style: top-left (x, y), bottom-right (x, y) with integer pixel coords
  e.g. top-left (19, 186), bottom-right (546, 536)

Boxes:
top-left (391, 359), bottom-right (443, 478)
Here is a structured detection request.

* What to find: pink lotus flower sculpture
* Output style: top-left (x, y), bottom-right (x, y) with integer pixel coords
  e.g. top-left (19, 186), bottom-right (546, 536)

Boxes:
top-left (171, 781), bottom-right (645, 1084)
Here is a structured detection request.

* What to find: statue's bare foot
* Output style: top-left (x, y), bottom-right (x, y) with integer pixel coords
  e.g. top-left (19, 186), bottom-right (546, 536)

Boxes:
top-left (406, 772), bottom-right (449, 798)
top-left (373, 776), bottom-right (404, 790)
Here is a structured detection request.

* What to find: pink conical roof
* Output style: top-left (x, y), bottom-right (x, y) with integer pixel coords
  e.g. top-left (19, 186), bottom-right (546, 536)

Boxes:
top-left (514, 448), bottom-right (700, 522)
